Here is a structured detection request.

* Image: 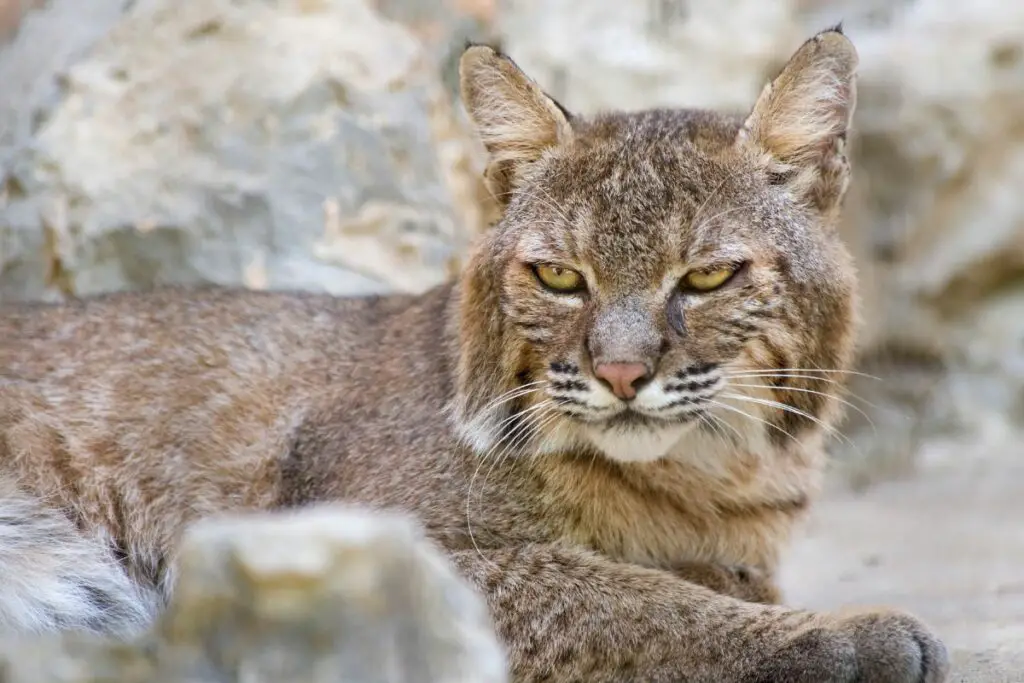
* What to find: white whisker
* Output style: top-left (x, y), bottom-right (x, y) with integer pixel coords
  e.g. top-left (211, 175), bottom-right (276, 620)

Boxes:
top-left (721, 392), bottom-right (857, 450)
top-left (725, 382), bottom-right (876, 433)
top-left (706, 399), bottom-right (801, 445)
top-left (725, 368), bottom-right (882, 381)
top-left (465, 388), bottom-right (548, 568)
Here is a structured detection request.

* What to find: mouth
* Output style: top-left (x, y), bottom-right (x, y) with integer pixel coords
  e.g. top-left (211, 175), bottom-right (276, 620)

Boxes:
top-left (602, 411), bottom-right (658, 430)
top-left (590, 404), bottom-right (708, 431)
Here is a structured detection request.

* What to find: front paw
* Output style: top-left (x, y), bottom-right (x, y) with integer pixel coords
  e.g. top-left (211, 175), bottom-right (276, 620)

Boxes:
top-left (754, 608), bottom-right (950, 683)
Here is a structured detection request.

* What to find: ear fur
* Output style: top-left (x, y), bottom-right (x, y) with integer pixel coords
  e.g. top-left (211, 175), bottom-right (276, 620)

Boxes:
top-left (459, 44), bottom-right (574, 205)
top-left (738, 26), bottom-right (858, 216)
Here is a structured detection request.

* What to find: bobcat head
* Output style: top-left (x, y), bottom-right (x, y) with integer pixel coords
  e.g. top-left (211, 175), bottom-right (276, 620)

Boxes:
top-left (449, 29), bottom-right (860, 465)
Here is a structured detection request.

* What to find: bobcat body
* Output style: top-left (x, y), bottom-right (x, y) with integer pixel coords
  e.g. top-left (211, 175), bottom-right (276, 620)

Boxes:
top-left (0, 28), bottom-right (948, 682)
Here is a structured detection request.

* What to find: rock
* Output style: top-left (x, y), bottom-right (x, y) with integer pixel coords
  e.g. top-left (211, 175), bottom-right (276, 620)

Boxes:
top-left (0, 504), bottom-right (507, 683)
top-left (795, 0), bottom-right (1024, 481)
top-left (497, 0), bottom-right (804, 115)
top-left (0, 0), bottom-right (494, 303)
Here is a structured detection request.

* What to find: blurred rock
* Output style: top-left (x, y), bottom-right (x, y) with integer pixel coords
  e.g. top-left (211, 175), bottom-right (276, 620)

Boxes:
top-left (0, 0), bottom-right (494, 302)
top-left (799, 0), bottom-right (1024, 481)
top-left (497, 0), bottom-right (804, 115)
top-left (0, 505), bottom-right (507, 683)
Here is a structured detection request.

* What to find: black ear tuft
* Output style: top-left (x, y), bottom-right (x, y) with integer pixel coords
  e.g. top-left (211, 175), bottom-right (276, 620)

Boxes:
top-left (463, 39), bottom-right (503, 55)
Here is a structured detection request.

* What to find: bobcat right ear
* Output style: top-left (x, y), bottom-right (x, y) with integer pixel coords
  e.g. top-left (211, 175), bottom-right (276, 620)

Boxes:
top-left (737, 27), bottom-right (858, 217)
top-left (459, 44), bottom-right (574, 205)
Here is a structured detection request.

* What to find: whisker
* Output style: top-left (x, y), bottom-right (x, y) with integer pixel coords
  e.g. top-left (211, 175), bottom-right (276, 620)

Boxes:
top-left (693, 205), bottom-right (747, 233)
top-left (465, 398), bottom-right (551, 568)
top-left (725, 382), bottom-right (877, 434)
top-left (514, 188), bottom-right (575, 227)
top-left (698, 412), bottom-right (734, 451)
top-left (690, 170), bottom-right (736, 230)
top-left (706, 399), bottom-right (801, 445)
top-left (482, 407), bottom-right (563, 520)
top-left (476, 381), bottom-right (548, 417)
top-left (702, 410), bottom-right (744, 444)
top-left (725, 372), bottom-right (884, 414)
top-left (721, 392), bottom-right (857, 450)
top-left (725, 372), bottom-right (846, 387)
top-left (725, 368), bottom-right (883, 381)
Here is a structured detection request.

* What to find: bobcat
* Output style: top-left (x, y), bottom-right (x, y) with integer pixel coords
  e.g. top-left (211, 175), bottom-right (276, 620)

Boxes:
top-left (0, 27), bottom-right (949, 682)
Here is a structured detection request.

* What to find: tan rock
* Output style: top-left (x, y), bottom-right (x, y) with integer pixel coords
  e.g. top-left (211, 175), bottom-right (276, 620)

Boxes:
top-left (0, 505), bottom-right (507, 683)
top-left (0, 0), bottom-right (492, 302)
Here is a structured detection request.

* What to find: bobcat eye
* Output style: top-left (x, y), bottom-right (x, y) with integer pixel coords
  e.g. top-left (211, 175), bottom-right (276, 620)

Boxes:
top-left (682, 266), bottom-right (737, 292)
top-left (533, 264), bottom-right (585, 293)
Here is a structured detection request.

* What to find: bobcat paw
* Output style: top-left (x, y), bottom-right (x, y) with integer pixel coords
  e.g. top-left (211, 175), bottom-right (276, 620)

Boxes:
top-left (754, 608), bottom-right (949, 683)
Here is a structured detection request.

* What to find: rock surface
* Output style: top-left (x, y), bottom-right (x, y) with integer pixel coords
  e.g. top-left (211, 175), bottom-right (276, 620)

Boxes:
top-left (0, 504), bottom-right (507, 683)
top-left (0, 0), bottom-right (494, 302)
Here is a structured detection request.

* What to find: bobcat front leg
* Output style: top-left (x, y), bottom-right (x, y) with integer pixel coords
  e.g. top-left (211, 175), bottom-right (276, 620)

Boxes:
top-left (671, 561), bottom-right (781, 605)
top-left (451, 544), bottom-right (948, 683)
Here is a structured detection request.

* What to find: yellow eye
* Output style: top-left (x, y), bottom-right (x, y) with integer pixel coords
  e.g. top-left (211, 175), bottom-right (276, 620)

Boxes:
top-left (683, 266), bottom-right (736, 292)
top-left (534, 264), bottom-right (585, 293)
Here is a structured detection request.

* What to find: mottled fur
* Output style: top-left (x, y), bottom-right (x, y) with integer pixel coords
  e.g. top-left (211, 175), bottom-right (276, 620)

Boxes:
top-left (0, 28), bottom-right (947, 682)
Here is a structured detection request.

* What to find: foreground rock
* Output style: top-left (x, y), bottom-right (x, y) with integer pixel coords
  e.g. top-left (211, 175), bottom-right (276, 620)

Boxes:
top-left (0, 0), bottom-right (493, 302)
top-left (0, 505), bottom-right (507, 683)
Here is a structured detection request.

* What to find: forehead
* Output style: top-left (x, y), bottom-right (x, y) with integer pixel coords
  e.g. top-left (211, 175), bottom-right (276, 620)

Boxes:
top-left (512, 112), bottom-right (760, 286)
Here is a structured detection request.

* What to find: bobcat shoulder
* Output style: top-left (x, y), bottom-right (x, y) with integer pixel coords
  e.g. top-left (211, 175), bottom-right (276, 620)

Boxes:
top-left (0, 28), bottom-right (948, 683)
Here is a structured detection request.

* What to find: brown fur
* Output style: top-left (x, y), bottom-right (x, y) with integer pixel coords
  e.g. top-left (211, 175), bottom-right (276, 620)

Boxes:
top-left (0, 28), bottom-right (948, 682)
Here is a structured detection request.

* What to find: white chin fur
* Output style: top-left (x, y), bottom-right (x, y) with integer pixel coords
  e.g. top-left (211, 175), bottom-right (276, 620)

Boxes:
top-left (583, 422), bottom-right (696, 464)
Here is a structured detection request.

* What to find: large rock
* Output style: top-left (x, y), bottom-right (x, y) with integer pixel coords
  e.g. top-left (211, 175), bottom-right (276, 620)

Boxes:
top-left (0, 0), bottom-right (495, 302)
top-left (497, 0), bottom-right (804, 115)
top-left (0, 504), bottom-right (507, 683)
top-left (796, 0), bottom-right (1024, 484)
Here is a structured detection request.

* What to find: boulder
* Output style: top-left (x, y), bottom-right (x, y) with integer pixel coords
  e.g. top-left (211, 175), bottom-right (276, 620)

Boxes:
top-left (0, 504), bottom-right (507, 683)
top-left (0, 0), bottom-right (495, 302)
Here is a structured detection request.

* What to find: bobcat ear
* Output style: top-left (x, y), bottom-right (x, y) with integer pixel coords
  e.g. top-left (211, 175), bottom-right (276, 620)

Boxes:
top-left (459, 43), bottom-right (574, 206)
top-left (737, 26), bottom-right (858, 216)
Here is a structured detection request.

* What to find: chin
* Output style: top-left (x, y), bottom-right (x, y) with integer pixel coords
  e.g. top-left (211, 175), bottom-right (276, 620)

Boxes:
top-left (582, 417), bottom-right (698, 464)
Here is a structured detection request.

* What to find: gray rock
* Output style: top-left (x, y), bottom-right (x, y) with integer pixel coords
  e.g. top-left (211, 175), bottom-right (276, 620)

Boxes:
top-left (800, 0), bottom-right (1024, 480)
top-left (0, 504), bottom-right (507, 683)
top-left (0, 0), bottom-right (493, 303)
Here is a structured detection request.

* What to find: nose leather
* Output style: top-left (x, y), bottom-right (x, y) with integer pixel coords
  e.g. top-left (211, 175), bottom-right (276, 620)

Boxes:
top-left (594, 362), bottom-right (650, 400)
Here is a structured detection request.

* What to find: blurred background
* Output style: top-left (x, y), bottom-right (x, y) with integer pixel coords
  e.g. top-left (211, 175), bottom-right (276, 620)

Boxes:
top-left (1, 0), bottom-right (1022, 670)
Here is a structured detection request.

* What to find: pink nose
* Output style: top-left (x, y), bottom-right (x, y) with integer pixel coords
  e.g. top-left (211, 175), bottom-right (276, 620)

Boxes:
top-left (594, 362), bottom-right (650, 400)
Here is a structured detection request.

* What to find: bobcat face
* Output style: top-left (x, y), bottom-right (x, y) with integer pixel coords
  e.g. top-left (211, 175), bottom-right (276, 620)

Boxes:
top-left (494, 134), bottom-right (830, 462)
top-left (455, 39), bottom-right (859, 464)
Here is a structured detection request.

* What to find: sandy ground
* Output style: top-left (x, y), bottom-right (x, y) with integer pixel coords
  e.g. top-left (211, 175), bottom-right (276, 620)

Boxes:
top-left (779, 441), bottom-right (1024, 682)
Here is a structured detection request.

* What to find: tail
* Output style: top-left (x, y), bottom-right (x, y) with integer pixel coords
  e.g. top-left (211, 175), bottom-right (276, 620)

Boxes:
top-left (0, 478), bottom-right (160, 637)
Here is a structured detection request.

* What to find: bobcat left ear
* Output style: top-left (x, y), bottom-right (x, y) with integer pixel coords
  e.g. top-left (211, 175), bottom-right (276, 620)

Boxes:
top-left (459, 43), bottom-right (574, 207)
top-left (737, 26), bottom-right (858, 216)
